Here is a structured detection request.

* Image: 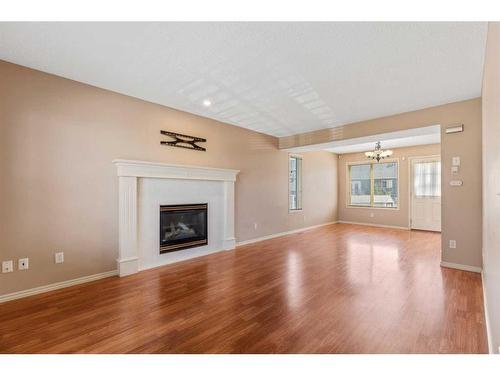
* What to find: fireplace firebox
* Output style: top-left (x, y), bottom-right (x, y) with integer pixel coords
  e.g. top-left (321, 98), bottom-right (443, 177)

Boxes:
top-left (159, 204), bottom-right (208, 254)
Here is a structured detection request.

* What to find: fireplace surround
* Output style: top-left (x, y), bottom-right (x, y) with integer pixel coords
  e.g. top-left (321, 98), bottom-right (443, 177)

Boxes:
top-left (113, 159), bottom-right (239, 276)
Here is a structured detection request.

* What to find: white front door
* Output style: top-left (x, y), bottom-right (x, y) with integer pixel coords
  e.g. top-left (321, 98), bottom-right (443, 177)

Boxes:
top-left (411, 157), bottom-right (441, 232)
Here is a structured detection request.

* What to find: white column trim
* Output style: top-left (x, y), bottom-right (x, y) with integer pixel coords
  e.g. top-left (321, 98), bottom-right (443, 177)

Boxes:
top-left (222, 180), bottom-right (236, 250)
top-left (117, 176), bottom-right (139, 276)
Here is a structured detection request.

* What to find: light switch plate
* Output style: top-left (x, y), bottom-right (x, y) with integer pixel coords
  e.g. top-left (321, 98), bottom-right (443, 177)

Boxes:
top-left (452, 156), bottom-right (461, 166)
top-left (2, 260), bottom-right (13, 273)
top-left (449, 240), bottom-right (457, 249)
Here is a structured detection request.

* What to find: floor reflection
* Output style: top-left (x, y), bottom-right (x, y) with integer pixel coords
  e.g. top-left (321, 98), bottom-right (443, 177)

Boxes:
top-left (286, 251), bottom-right (304, 310)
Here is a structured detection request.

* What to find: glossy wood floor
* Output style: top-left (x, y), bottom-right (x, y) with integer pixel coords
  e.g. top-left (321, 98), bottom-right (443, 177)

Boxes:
top-left (0, 224), bottom-right (488, 353)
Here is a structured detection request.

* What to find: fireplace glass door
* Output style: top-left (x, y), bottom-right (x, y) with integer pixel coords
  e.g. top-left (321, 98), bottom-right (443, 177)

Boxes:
top-left (159, 203), bottom-right (208, 253)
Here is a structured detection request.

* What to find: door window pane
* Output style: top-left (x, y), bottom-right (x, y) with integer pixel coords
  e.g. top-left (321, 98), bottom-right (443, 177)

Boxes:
top-left (414, 161), bottom-right (441, 197)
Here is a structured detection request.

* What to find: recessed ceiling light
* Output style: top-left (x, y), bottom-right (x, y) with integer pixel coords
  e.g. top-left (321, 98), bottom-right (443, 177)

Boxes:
top-left (202, 99), bottom-right (212, 107)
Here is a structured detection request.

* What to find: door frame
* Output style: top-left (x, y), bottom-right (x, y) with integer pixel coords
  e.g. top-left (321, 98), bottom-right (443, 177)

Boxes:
top-left (408, 154), bottom-right (441, 231)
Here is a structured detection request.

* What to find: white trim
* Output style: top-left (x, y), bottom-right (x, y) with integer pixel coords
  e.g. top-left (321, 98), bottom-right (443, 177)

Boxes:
top-left (482, 271), bottom-right (494, 354)
top-left (440, 261), bottom-right (482, 273)
top-left (345, 157), bottom-right (399, 166)
top-left (345, 205), bottom-right (399, 211)
top-left (117, 256), bottom-right (139, 276)
top-left (113, 159), bottom-right (240, 182)
top-left (338, 220), bottom-right (409, 230)
top-left (0, 270), bottom-right (118, 304)
top-left (236, 221), bottom-right (338, 247)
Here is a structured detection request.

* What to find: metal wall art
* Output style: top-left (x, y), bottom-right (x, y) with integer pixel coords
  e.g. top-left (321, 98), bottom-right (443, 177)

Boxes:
top-left (160, 130), bottom-right (206, 152)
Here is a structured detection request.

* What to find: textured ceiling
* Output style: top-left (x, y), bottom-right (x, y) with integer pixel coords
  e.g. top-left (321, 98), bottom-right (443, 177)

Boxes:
top-left (0, 22), bottom-right (488, 137)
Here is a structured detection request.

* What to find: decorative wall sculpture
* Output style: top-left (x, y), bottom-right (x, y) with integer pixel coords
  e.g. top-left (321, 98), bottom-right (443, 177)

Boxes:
top-left (160, 130), bottom-right (206, 151)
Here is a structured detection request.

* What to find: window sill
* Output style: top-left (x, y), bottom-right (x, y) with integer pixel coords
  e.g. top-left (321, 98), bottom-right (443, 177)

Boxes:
top-left (347, 205), bottom-right (399, 210)
top-left (289, 209), bottom-right (303, 213)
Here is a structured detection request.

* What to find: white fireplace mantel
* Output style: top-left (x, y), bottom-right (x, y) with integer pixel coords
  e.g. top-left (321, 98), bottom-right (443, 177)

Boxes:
top-left (113, 159), bottom-right (240, 276)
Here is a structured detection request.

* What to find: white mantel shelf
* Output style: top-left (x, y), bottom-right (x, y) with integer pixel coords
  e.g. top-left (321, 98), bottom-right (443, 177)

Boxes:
top-left (113, 159), bottom-right (240, 277)
top-left (113, 159), bottom-right (239, 181)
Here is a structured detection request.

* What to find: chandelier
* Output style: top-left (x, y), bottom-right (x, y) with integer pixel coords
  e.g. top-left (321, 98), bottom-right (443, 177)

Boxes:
top-left (365, 141), bottom-right (393, 162)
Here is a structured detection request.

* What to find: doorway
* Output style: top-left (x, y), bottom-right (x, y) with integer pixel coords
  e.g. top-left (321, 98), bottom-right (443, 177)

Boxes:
top-left (410, 156), bottom-right (441, 232)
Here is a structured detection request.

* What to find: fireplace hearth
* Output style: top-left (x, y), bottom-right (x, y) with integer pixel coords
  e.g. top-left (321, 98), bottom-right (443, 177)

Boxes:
top-left (159, 204), bottom-right (208, 253)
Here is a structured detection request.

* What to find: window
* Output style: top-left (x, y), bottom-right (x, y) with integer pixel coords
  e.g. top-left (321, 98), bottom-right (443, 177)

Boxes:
top-left (350, 164), bottom-right (371, 206)
top-left (413, 161), bottom-right (441, 197)
top-left (289, 155), bottom-right (302, 210)
top-left (349, 161), bottom-right (398, 208)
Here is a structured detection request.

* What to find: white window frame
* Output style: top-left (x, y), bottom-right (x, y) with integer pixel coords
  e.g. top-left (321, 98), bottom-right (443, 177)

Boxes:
top-left (289, 154), bottom-right (303, 212)
top-left (346, 158), bottom-right (400, 210)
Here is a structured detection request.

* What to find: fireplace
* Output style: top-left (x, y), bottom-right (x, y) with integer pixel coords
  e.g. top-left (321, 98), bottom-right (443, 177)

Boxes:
top-left (159, 204), bottom-right (208, 254)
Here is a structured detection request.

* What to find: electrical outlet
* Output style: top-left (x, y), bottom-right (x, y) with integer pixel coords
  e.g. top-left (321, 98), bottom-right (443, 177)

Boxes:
top-left (2, 260), bottom-right (13, 273)
top-left (449, 240), bottom-right (457, 249)
top-left (254, 223), bottom-right (258, 230)
top-left (370, 213), bottom-right (375, 218)
top-left (55, 252), bottom-right (64, 264)
top-left (18, 258), bottom-right (29, 270)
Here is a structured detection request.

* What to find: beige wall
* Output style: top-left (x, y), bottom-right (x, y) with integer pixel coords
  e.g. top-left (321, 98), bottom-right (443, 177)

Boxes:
top-left (338, 143), bottom-right (441, 228)
top-left (482, 22), bottom-right (500, 353)
top-left (281, 99), bottom-right (483, 269)
top-left (0, 61), bottom-right (338, 296)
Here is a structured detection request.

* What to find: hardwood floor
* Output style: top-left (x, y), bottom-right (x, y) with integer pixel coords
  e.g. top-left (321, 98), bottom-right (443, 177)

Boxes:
top-left (0, 223), bottom-right (488, 353)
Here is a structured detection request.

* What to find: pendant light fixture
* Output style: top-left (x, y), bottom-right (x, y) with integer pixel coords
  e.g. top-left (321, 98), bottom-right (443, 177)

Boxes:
top-left (365, 141), bottom-right (393, 162)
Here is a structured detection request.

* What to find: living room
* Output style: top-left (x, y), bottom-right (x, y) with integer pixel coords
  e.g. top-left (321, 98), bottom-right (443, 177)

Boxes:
top-left (1, 1), bottom-right (500, 373)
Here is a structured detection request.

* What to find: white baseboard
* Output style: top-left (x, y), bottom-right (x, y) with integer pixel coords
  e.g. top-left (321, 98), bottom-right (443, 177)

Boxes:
top-left (236, 221), bottom-right (338, 247)
top-left (117, 256), bottom-right (139, 277)
top-left (338, 220), bottom-right (409, 230)
top-left (0, 270), bottom-right (118, 304)
top-left (482, 271), bottom-right (494, 354)
top-left (440, 261), bottom-right (482, 273)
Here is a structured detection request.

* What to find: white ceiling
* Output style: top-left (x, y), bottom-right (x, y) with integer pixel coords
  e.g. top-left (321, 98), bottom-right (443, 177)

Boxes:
top-left (285, 125), bottom-right (441, 154)
top-left (0, 22), bottom-right (487, 137)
